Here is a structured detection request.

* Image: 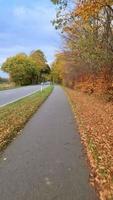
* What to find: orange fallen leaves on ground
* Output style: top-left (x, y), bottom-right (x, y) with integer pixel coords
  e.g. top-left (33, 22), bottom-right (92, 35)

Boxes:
top-left (66, 88), bottom-right (113, 200)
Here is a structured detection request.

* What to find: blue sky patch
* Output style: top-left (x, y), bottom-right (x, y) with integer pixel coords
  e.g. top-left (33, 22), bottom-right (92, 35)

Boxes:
top-left (0, 0), bottom-right (61, 77)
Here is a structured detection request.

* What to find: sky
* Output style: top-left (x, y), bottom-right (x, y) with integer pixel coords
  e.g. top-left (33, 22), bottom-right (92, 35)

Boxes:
top-left (0, 0), bottom-right (61, 77)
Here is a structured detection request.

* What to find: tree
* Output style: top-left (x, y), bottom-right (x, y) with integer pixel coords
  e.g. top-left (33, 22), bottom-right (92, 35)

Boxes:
top-left (2, 54), bottom-right (40, 86)
top-left (51, 0), bottom-right (67, 5)
top-left (51, 0), bottom-right (113, 91)
top-left (30, 50), bottom-right (47, 69)
top-left (30, 50), bottom-right (51, 82)
top-left (40, 64), bottom-right (51, 82)
top-left (51, 53), bottom-right (68, 84)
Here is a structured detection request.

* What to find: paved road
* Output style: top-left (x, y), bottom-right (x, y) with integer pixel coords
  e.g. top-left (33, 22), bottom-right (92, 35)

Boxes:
top-left (0, 86), bottom-right (98, 200)
top-left (0, 85), bottom-right (46, 107)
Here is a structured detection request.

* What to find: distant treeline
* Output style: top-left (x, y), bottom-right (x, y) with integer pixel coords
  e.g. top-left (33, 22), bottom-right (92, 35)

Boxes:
top-left (2, 49), bottom-right (51, 86)
top-left (0, 77), bottom-right (8, 83)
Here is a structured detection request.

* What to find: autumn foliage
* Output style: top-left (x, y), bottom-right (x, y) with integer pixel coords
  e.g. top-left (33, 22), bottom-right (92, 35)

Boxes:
top-left (2, 50), bottom-right (51, 86)
top-left (66, 88), bottom-right (113, 200)
top-left (51, 0), bottom-right (113, 96)
top-left (51, 0), bottom-right (113, 199)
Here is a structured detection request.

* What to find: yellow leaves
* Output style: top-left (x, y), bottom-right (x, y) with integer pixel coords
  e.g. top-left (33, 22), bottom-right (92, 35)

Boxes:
top-left (30, 50), bottom-right (47, 69)
top-left (51, 52), bottom-right (67, 83)
top-left (76, 0), bottom-right (113, 21)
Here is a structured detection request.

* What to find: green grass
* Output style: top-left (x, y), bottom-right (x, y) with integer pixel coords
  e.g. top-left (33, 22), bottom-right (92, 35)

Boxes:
top-left (0, 86), bottom-right (53, 151)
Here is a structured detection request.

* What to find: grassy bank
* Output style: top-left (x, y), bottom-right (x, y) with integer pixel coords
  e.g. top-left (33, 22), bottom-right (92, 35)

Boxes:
top-left (0, 86), bottom-right (53, 151)
top-left (0, 82), bottom-right (16, 91)
top-left (66, 88), bottom-right (113, 200)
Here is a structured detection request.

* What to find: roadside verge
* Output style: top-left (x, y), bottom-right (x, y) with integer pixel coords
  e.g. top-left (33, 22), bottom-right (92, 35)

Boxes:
top-left (65, 87), bottom-right (113, 200)
top-left (0, 86), bottom-right (53, 151)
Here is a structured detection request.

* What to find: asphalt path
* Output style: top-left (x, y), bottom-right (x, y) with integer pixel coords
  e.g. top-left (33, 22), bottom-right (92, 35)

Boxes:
top-left (0, 86), bottom-right (98, 200)
top-left (0, 85), bottom-right (47, 107)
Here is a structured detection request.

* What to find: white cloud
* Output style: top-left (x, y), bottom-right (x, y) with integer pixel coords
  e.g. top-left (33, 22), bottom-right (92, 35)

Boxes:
top-left (0, 2), bottom-right (61, 67)
top-left (13, 7), bottom-right (27, 18)
top-left (13, 5), bottom-right (55, 22)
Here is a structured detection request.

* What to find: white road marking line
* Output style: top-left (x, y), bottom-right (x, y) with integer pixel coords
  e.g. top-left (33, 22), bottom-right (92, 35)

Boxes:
top-left (0, 86), bottom-right (47, 108)
top-left (3, 158), bottom-right (7, 161)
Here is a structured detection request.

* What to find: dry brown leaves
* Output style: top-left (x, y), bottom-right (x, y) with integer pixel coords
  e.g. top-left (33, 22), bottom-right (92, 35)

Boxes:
top-left (0, 86), bottom-right (53, 151)
top-left (66, 88), bottom-right (113, 200)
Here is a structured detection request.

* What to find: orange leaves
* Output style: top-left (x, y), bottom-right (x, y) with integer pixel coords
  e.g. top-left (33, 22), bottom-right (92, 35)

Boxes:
top-left (66, 88), bottom-right (113, 199)
top-left (76, 0), bottom-right (113, 20)
top-left (52, 0), bottom-right (113, 90)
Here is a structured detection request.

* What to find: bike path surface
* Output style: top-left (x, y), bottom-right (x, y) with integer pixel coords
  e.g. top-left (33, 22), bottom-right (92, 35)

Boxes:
top-left (0, 86), bottom-right (98, 200)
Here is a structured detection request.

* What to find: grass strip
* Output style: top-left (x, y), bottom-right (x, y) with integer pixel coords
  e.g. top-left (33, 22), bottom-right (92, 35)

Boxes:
top-left (0, 86), bottom-right (53, 151)
top-left (0, 83), bottom-right (16, 91)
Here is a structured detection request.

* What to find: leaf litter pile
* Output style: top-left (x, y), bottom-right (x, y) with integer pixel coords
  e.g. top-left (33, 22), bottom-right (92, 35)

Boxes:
top-left (0, 86), bottom-right (53, 151)
top-left (66, 88), bottom-right (113, 200)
